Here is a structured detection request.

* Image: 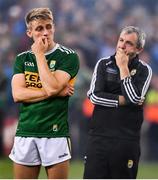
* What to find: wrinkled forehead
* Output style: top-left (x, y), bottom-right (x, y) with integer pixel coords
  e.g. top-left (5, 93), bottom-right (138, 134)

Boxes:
top-left (120, 31), bottom-right (138, 41)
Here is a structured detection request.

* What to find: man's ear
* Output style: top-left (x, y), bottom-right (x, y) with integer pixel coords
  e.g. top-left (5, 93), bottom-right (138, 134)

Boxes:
top-left (26, 29), bottom-right (32, 38)
top-left (136, 48), bottom-right (143, 54)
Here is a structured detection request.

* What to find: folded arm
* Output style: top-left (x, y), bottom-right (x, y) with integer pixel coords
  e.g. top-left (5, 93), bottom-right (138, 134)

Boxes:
top-left (32, 38), bottom-right (71, 97)
top-left (35, 53), bottom-right (71, 96)
top-left (12, 74), bottom-right (49, 103)
top-left (120, 65), bottom-right (152, 105)
top-left (116, 50), bottom-right (152, 106)
top-left (88, 59), bottom-right (119, 108)
top-left (12, 72), bottom-right (72, 103)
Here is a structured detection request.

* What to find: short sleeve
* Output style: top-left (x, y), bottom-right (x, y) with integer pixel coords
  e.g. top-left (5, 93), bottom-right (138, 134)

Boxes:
top-left (58, 53), bottom-right (79, 78)
top-left (13, 55), bottom-right (24, 75)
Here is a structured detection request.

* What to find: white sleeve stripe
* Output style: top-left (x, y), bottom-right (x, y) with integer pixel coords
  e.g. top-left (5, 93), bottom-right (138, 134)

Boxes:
top-left (88, 58), bottom-right (118, 106)
top-left (90, 96), bottom-right (118, 107)
top-left (123, 61), bottom-right (152, 104)
top-left (123, 79), bottom-right (138, 103)
top-left (123, 78), bottom-right (140, 104)
top-left (91, 94), bottom-right (118, 105)
top-left (58, 46), bottom-right (75, 54)
top-left (87, 59), bottom-right (102, 96)
top-left (141, 63), bottom-right (152, 97)
top-left (126, 77), bottom-right (141, 100)
top-left (60, 46), bottom-right (75, 53)
top-left (59, 47), bottom-right (70, 54)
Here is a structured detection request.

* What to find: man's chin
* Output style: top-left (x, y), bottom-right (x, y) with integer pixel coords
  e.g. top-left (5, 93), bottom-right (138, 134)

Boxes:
top-left (128, 53), bottom-right (137, 59)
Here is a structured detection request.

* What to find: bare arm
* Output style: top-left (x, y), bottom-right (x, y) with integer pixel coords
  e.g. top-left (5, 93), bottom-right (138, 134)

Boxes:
top-left (12, 73), bottom-right (74, 103)
top-left (32, 37), bottom-right (71, 96)
top-left (58, 84), bottom-right (74, 97)
top-left (12, 73), bottom-right (49, 103)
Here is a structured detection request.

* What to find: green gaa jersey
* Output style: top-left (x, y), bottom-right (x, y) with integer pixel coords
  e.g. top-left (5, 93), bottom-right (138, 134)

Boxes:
top-left (14, 43), bottom-right (79, 137)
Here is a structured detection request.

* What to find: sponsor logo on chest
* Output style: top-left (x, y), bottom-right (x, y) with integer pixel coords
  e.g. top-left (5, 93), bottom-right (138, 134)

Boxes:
top-left (25, 71), bottom-right (42, 89)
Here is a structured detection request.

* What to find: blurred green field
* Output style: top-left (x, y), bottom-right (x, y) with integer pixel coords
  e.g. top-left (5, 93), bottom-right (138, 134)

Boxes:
top-left (0, 157), bottom-right (158, 178)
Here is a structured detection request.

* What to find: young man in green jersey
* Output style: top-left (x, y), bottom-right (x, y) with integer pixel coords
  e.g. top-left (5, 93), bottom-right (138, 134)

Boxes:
top-left (9, 8), bottom-right (79, 179)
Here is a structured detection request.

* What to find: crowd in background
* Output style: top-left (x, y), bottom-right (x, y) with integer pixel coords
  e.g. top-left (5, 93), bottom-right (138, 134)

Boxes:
top-left (0, 0), bottom-right (158, 161)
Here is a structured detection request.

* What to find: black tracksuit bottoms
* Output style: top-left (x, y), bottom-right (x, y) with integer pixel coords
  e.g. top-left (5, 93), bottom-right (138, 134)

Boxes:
top-left (83, 135), bottom-right (140, 179)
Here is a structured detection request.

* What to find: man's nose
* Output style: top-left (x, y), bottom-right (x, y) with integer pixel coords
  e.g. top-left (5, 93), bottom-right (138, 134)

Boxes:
top-left (43, 28), bottom-right (48, 35)
top-left (119, 43), bottom-right (126, 49)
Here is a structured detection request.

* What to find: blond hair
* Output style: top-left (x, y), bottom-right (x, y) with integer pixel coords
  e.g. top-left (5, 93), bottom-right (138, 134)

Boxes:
top-left (25, 8), bottom-right (53, 28)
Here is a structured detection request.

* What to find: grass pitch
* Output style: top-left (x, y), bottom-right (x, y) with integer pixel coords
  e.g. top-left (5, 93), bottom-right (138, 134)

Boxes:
top-left (0, 157), bottom-right (158, 178)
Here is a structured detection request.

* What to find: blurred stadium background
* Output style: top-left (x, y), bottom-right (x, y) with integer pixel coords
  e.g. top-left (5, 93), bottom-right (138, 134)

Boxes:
top-left (0, 0), bottom-right (158, 178)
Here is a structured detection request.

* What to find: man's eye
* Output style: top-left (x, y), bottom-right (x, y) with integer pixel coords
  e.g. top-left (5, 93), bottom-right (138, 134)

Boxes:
top-left (46, 24), bottom-right (52, 29)
top-left (126, 42), bottom-right (134, 46)
top-left (36, 26), bottom-right (43, 31)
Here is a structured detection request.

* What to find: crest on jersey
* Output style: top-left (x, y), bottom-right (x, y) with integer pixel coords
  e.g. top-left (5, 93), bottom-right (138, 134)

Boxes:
top-left (50, 60), bottom-right (56, 71)
top-left (52, 124), bottom-right (58, 132)
top-left (127, 160), bottom-right (133, 168)
top-left (130, 69), bottom-right (137, 76)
